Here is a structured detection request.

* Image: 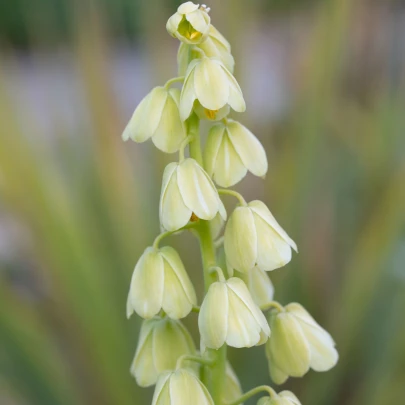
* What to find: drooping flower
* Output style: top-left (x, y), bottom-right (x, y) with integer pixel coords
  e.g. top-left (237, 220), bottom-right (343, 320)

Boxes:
top-left (205, 119), bottom-right (268, 187)
top-left (122, 87), bottom-right (187, 153)
top-left (266, 303), bottom-right (338, 384)
top-left (224, 200), bottom-right (297, 273)
top-left (245, 266), bottom-right (274, 308)
top-left (178, 25), bottom-right (234, 75)
top-left (166, 2), bottom-right (211, 45)
top-left (194, 101), bottom-right (230, 122)
top-left (257, 391), bottom-right (302, 405)
top-left (198, 277), bottom-right (270, 349)
top-left (127, 246), bottom-right (197, 319)
top-left (180, 57), bottom-right (245, 121)
top-left (152, 368), bottom-right (214, 405)
top-left (160, 158), bottom-right (226, 231)
top-left (131, 317), bottom-right (195, 387)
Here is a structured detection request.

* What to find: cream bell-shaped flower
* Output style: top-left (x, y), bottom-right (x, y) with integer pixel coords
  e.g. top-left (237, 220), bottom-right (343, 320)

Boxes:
top-left (160, 158), bottom-right (226, 231)
top-left (127, 246), bottom-right (197, 319)
top-left (266, 303), bottom-right (338, 385)
top-left (194, 101), bottom-right (230, 122)
top-left (245, 266), bottom-right (274, 308)
top-left (205, 120), bottom-right (268, 187)
top-left (177, 25), bottom-right (235, 75)
top-left (224, 200), bottom-right (297, 273)
top-left (166, 2), bottom-right (210, 45)
top-left (257, 391), bottom-right (302, 405)
top-left (131, 317), bottom-right (195, 387)
top-left (198, 277), bottom-right (270, 349)
top-left (122, 87), bottom-right (187, 153)
top-left (180, 57), bottom-right (246, 121)
top-left (152, 368), bottom-right (214, 405)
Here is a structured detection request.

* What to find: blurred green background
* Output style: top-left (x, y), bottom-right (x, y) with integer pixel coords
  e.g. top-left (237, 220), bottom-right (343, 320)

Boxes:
top-left (1, 0), bottom-right (404, 404)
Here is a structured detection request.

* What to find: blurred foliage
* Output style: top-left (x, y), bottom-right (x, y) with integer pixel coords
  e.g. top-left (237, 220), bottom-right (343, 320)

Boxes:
top-left (1, 0), bottom-right (405, 405)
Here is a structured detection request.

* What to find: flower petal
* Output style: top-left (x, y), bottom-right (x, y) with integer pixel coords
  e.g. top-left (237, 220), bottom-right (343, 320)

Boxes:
top-left (253, 211), bottom-right (292, 271)
top-left (199, 281), bottom-right (228, 349)
top-left (152, 88), bottom-right (187, 153)
top-left (218, 63), bottom-right (245, 112)
top-left (127, 247), bottom-right (164, 318)
top-left (268, 312), bottom-right (310, 377)
top-left (186, 9), bottom-right (210, 33)
top-left (194, 58), bottom-right (229, 110)
top-left (204, 123), bottom-right (225, 177)
top-left (249, 200), bottom-right (297, 252)
top-left (152, 371), bottom-right (172, 405)
top-left (178, 2), bottom-right (199, 14)
top-left (123, 87), bottom-right (167, 143)
top-left (160, 163), bottom-right (192, 231)
top-left (224, 206), bottom-right (257, 273)
top-left (180, 61), bottom-right (199, 121)
top-left (227, 120), bottom-right (268, 177)
top-left (177, 158), bottom-right (220, 220)
top-left (247, 266), bottom-right (274, 308)
top-left (279, 391), bottom-right (302, 405)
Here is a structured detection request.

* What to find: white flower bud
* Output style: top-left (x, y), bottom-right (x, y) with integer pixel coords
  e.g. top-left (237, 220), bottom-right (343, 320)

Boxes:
top-left (131, 317), bottom-right (195, 387)
top-left (245, 266), bottom-right (274, 308)
top-left (266, 303), bottom-right (338, 384)
top-left (166, 2), bottom-right (211, 45)
top-left (224, 200), bottom-right (297, 273)
top-left (205, 120), bottom-right (268, 187)
top-left (152, 368), bottom-right (214, 405)
top-left (198, 277), bottom-right (270, 349)
top-left (122, 87), bottom-right (187, 153)
top-left (160, 158), bottom-right (227, 231)
top-left (257, 391), bottom-right (301, 405)
top-left (222, 361), bottom-right (243, 404)
top-left (177, 25), bottom-right (235, 75)
top-left (127, 246), bottom-right (197, 319)
top-left (180, 57), bottom-right (245, 121)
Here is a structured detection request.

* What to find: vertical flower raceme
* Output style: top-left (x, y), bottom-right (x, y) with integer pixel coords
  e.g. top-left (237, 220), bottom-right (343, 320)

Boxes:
top-left (198, 277), bottom-right (270, 349)
top-left (131, 317), bottom-right (195, 387)
top-left (127, 246), bottom-right (197, 319)
top-left (166, 2), bottom-right (211, 45)
top-left (124, 3), bottom-right (337, 405)
top-left (122, 87), bottom-right (187, 153)
top-left (152, 369), bottom-right (214, 405)
top-left (266, 303), bottom-right (338, 384)
top-left (159, 158), bottom-right (226, 231)
top-left (180, 57), bottom-right (246, 121)
top-left (204, 119), bottom-right (268, 188)
top-left (224, 200), bottom-right (297, 273)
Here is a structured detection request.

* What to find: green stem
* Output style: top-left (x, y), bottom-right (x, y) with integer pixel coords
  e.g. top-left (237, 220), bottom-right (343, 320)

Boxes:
top-left (187, 113), bottom-right (203, 166)
top-left (225, 386), bottom-right (277, 405)
top-left (260, 301), bottom-right (285, 313)
top-left (188, 113), bottom-right (227, 405)
top-left (176, 354), bottom-right (214, 369)
top-left (218, 189), bottom-right (247, 206)
top-left (164, 76), bottom-right (185, 89)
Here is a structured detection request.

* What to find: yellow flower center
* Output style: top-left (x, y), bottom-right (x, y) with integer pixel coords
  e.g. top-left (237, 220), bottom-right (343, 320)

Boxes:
top-left (205, 109), bottom-right (219, 120)
top-left (190, 212), bottom-right (199, 222)
top-left (178, 17), bottom-right (202, 41)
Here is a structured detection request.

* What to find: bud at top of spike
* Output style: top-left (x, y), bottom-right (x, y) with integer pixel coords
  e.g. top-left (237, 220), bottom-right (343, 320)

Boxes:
top-left (266, 303), bottom-right (338, 385)
top-left (166, 2), bottom-right (211, 45)
top-left (127, 246), bottom-right (197, 319)
top-left (131, 317), bottom-right (195, 387)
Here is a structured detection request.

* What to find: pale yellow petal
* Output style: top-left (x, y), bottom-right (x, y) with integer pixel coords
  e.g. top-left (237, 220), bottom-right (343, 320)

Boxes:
top-left (127, 247), bottom-right (164, 318)
top-left (178, 2), bottom-right (199, 14)
top-left (222, 361), bottom-right (243, 404)
top-left (218, 63), bottom-right (246, 112)
top-left (249, 200), bottom-right (297, 252)
top-left (247, 266), bottom-right (274, 308)
top-left (253, 211), bottom-right (293, 271)
top-left (166, 13), bottom-right (183, 37)
top-left (204, 123), bottom-right (225, 177)
top-left (227, 120), bottom-right (268, 177)
top-left (268, 312), bottom-right (310, 377)
top-left (185, 9), bottom-right (210, 34)
top-left (198, 281), bottom-right (228, 349)
top-left (152, 88), bottom-right (187, 153)
top-left (177, 158), bottom-right (219, 220)
top-left (194, 58), bottom-right (229, 110)
top-left (180, 61), bottom-right (199, 121)
top-left (160, 164), bottom-right (192, 231)
top-left (152, 371), bottom-right (172, 405)
top-left (279, 391), bottom-right (302, 405)
top-left (224, 206), bottom-right (257, 273)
